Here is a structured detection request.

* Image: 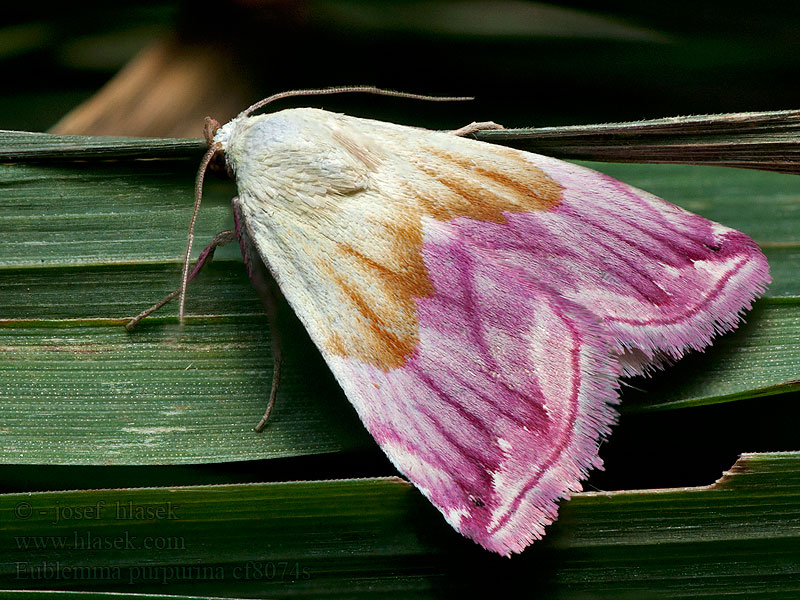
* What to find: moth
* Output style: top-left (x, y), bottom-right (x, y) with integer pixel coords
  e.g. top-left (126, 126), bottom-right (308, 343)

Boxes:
top-left (129, 87), bottom-right (769, 555)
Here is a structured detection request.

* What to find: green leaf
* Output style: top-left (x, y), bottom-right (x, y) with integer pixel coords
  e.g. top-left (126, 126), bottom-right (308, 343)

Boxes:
top-left (476, 109), bottom-right (800, 173)
top-left (0, 134), bottom-right (797, 465)
top-left (0, 130), bottom-right (204, 161)
top-left (0, 317), bottom-right (371, 465)
top-left (623, 301), bottom-right (800, 411)
top-left (0, 452), bottom-right (798, 597)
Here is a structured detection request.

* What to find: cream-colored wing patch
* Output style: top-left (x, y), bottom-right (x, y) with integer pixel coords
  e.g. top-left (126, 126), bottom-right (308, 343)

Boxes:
top-left (222, 108), bottom-right (562, 370)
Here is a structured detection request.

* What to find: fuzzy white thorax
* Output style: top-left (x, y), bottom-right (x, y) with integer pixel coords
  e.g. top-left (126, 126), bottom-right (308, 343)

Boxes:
top-left (212, 115), bottom-right (246, 174)
top-left (212, 116), bottom-right (239, 151)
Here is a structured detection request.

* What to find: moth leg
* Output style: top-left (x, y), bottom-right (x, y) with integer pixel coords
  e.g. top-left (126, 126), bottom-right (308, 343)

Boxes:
top-left (449, 121), bottom-right (505, 137)
top-left (253, 281), bottom-right (282, 433)
top-left (231, 197), bottom-right (283, 433)
top-left (125, 230), bottom-right (236, 330)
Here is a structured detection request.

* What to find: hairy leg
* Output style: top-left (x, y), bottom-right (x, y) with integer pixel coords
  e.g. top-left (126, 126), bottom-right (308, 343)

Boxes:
top-left (232, 197), bottom-right (284, 432)
top-left (125, 229), bottom-right (236, 330)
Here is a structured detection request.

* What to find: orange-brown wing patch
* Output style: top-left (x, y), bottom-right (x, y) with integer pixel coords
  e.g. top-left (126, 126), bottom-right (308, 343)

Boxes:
top-left (412, 144), bottom-right (562, 223)
top-left (313, 131), bottom-right (563, 370)
top-left (316, 219), bottom-right (432, 369)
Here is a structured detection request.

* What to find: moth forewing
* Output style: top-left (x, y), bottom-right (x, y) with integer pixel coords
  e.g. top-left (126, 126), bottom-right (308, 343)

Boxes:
top-left (131, 92), bottom-right (768, 555)
top-left (208, 106), bottom-right (768, 554)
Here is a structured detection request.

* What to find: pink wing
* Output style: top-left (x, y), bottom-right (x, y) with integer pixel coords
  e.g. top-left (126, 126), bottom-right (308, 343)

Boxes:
top-left (323, 152), bottom-right (769, 555)
top-left (328, 267), bottom-right (620, 555)
top-left (226, 111), bottom-right (769, 555)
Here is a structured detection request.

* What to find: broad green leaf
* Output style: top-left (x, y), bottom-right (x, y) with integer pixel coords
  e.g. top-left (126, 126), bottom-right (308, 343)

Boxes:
top-left (0, 161), bottom-right (233, 268)
top-left (0, 317), bottom-right (370, 465)
top-left (0, 134), bottom-right (797, 465)
top-left (624, 301), bottom-right (800, 411)
top-left (0, 452), bottom-right (798, 598)
top-left (0, 302), bottom-right (797, 465)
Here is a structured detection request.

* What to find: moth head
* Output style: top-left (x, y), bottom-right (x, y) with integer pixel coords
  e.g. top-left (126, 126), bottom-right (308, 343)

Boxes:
top-left (203, 116), bottom-right (232, 178)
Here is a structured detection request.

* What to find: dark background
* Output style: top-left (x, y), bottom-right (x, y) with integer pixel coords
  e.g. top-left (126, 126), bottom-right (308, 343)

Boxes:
top-left (3, 1), bottom-right (800, 132)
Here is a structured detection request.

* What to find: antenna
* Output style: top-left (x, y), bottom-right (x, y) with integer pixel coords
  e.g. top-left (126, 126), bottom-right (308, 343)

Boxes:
top-left (178, 144), bottom-right (219, 324)
top-left (241, 85), bottom-right (472, 118)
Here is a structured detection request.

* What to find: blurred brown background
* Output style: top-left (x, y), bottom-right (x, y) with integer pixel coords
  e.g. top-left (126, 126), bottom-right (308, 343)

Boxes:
top-left (3, 0), bottom-right (799, 138)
